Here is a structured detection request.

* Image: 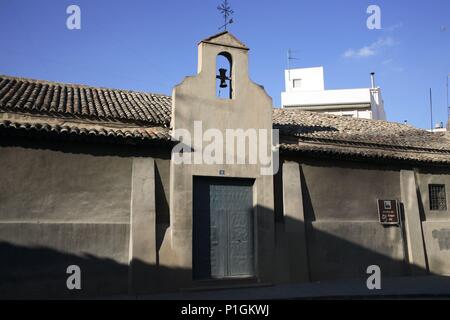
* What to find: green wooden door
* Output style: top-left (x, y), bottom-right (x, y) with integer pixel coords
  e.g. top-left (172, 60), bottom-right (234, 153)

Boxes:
top-left (193, 177), bottom-right (254, 280)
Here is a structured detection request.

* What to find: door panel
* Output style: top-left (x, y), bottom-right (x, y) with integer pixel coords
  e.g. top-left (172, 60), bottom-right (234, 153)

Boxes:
top-left (193, 177), bottom-right (254, 280)
top-left (229, 207), bottom-right (254, 276)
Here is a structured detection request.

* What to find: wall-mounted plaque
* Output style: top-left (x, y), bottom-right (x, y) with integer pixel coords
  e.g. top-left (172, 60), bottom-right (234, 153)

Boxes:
top-left (377, 200), bottom-right (399, 225)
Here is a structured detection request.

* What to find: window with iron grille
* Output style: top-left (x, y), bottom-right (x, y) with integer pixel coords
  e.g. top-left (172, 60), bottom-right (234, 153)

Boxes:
top-left (429, 184), bottom-right (447, 211)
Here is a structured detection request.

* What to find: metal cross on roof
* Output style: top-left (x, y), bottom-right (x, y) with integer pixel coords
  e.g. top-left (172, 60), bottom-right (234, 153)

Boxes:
top-left (217, 0), bottom-right (234, 31)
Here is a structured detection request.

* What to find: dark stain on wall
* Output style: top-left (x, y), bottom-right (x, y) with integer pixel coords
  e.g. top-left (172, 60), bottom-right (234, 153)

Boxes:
top-left (432, 229), bottom-right (450, 251)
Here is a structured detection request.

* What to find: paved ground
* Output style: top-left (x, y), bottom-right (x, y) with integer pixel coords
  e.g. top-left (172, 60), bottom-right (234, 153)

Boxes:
top-left (106, 276), bottom-right (450, 300)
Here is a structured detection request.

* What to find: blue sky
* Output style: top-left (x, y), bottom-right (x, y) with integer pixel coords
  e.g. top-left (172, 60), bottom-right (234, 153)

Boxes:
top-left (0, 0), bottom-right (449, 129)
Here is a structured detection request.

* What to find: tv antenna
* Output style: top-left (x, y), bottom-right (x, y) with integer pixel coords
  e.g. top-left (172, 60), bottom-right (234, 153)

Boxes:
top-left (429, 88), bottom-right (433, 132)
top-left (217, 0), bottom-right (234, 31)
top-left (287, 49), bottom-right (300, 81)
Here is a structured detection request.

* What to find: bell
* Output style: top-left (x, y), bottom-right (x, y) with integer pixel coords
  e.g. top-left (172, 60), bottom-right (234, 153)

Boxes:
top-left (216, 68), bottom-right (229, 88)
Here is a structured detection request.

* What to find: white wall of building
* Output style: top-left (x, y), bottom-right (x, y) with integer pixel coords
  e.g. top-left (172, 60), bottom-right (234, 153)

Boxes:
top-left (281, 67), bottom-right (387, 121)
top-left (285, 67), bottom-right (325, 92)
top-left (282, 88), bottom-right (371, 106)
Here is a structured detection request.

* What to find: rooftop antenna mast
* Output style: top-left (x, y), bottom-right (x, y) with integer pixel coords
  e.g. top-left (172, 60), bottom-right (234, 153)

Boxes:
top-left (430, 88), bottom-right (434, 132)
top-left (287, 49), bottom-right (300, 81)
top-left (217, 0), bottom-right (234, 31)
top-left (447, 74), bottom-right (450, 129)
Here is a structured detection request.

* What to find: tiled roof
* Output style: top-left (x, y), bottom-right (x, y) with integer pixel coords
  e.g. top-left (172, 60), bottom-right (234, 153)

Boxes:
top-left (273, 108), bottom-right (450, 164)
top-left (0, 75), bottom-right (171, 126)
top-left (1, 75), bottom-right (450, 164)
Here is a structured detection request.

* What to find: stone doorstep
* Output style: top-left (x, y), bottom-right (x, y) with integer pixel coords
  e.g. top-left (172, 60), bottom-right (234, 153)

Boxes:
top-left (180, 278), bottom-right (273, 292)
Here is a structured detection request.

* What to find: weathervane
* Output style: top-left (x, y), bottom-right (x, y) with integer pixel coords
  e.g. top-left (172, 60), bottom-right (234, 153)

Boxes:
top-left (217, 0), bottom-right (234, 31)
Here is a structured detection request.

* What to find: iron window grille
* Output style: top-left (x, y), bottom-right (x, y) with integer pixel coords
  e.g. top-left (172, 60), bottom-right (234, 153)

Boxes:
top-left (429, 184), bottom-right (447, 211)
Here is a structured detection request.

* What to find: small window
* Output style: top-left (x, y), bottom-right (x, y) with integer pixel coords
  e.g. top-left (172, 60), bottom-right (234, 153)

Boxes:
top-left (293, 79), bottom-right (302, 88)
top-left (429, 184), bottom-right (447, 211)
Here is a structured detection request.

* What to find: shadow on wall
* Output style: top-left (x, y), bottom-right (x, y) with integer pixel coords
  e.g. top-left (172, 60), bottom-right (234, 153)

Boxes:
top-left (0, 134), bottom-right (173, 159)
top-left (1, 203), bottom-right (436, 299)
top-left (0, 242), bottom-right (191, 299)
top-left (274, 214), bottom-right (433, 285)
top-left (0, 216), bottom-right (434, 300)
top-left (0, 206), bottom-right (434, 299)
top-left (273, 161), bottom-right (432, 282)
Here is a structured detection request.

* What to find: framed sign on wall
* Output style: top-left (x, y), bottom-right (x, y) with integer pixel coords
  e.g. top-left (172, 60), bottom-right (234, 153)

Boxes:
top-left (377, 200), bottom-right (400, 225)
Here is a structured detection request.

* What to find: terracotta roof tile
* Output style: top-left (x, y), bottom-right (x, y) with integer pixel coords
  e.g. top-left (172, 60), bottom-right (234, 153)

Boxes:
top-left (273, 108), bottom-right (450, 150)
top-left (1, 75), bottom-right (450, 164)
top-left (0, 75), bottom-right (171, 127)
top-left (273, 108), bottom-right (450, 163)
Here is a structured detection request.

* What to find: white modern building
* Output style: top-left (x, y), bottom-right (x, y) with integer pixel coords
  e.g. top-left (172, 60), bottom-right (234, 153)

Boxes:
top-left (281, 67), bottom-right (386, 120)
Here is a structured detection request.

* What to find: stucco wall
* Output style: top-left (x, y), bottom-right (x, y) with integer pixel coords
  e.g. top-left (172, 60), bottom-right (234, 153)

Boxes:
top-left (288, 159), bottom-right (406, 281)
top-left (0, 137), bottom-right (171, 298)
top-left (422, 221), bottom-right (450, 275)
top-left (306, 222), bottom-right (405, 281)
top-left (0, 139), bottom-right (132, 297)
top-left (416, 169), bottom-right (450, 275)
top-left (301, 161), bottom-right (401, 221)
top-left (416, 170), bottom-right (450, 220)
top-left (0, 142), bottom-right (132, 223)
